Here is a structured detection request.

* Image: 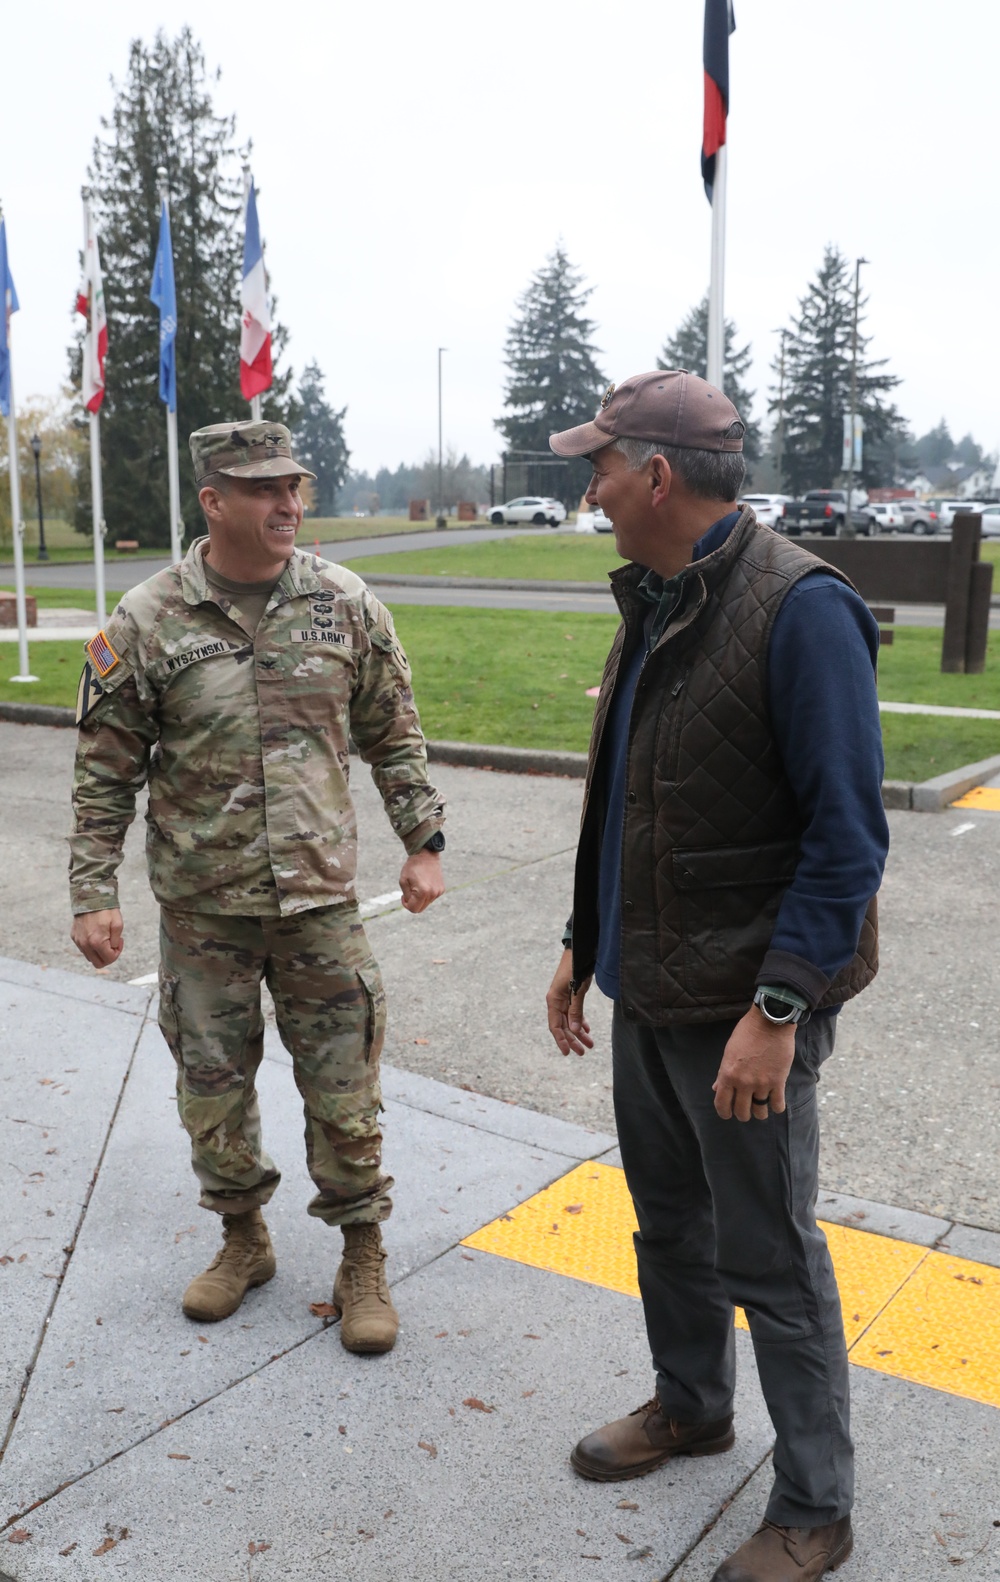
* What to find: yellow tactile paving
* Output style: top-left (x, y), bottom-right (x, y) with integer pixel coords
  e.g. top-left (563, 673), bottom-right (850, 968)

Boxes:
top-left (851, 1251), bottom-right (1000, 1409)
top-left (463, 1162), bottom-right (641, 1297)
top-left (463, 1164), bottom-right (1000, 1411)
top-left (951, 785), bottom-right (1000, 811)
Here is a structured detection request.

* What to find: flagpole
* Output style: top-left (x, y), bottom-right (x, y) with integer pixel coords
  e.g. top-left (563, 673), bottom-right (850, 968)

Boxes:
top-left (3, 320), bottom-right (37, 685)
top-left (242, 164), bottom-right (262, 422)
top-left (157, 169), bottom-right (183, 563)
top-left (82, 188), bottom-right (107, 624)
top-left (706, 141), bottom-right (727, 390)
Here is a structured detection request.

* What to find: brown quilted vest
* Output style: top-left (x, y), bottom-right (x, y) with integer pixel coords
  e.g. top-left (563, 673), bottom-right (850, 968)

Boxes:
top-left (571, 508), bottom-right (879, 1025)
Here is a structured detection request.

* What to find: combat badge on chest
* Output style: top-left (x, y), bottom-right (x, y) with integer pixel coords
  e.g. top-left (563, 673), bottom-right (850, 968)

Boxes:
top-left (291, 592), bottom-right (349, 646)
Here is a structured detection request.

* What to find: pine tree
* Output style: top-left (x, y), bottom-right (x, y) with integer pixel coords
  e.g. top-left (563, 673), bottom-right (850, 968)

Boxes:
top-left (71, 29), bottom-right (295, 547)
top-left (657, 296), bottom-right (762, 472)
top-left (769, 246), bottom-right (905, 495)
top-left (496, 245), bottom-right (605, 502)
top-left (294, 362), bottom-right (349, 517)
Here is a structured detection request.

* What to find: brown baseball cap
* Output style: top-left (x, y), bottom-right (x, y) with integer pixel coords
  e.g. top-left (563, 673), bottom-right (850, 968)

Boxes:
top-left (549, 370), bottom-right (745, 458)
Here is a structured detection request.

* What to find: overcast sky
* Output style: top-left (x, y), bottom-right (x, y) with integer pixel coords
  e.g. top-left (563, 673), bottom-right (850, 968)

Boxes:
top-left (4, 0), bottom-right (997, 473)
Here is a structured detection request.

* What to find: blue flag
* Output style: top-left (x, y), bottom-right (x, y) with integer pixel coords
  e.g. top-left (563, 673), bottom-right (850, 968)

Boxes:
top-left (149, 199), bottom-right (177, 412)
top-left (0, 215), bottom-right (20, 419)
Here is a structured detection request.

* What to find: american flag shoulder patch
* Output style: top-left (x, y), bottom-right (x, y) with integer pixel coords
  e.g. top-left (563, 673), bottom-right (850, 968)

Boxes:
top-left (86, 629), bottom-right (120, 677)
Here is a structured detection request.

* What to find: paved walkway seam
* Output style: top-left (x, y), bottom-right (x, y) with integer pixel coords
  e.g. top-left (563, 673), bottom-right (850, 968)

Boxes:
top-left (0, 1013), bottom-right (147, 1466)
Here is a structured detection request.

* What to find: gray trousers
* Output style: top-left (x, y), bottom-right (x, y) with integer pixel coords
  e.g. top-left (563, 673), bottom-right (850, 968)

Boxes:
top-left (612, 1005), bottom-right (852, 1528)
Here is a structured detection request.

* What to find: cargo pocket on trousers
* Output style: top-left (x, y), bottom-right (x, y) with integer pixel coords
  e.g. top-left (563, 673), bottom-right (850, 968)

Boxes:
top-left (157, 974), bottom-right (182, 1064)
top-left (358, 962), bottom-right (387, 1065)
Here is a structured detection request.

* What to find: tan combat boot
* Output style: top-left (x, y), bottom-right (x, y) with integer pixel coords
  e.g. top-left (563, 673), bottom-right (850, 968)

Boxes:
top-left (332, 1224), bottom-right (399, 1354)
top-left (182, 1209), bottom-right (276, 1322)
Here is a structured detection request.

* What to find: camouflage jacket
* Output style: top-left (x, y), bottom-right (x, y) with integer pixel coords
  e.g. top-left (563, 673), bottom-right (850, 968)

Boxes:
top-left (69, 538), bottom-right (445, 917)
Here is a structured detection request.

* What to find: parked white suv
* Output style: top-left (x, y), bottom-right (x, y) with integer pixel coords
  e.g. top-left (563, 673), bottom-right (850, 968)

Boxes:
top-left (489, 496), bottom-right (566, 526)
top-left (739, 493), bottom-right (792, 530)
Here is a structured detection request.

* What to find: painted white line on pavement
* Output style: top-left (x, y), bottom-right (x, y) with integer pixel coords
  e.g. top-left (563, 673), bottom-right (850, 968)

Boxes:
top-left (951, 823), bottom-right (977, 837)
top-left (360, 889), bottom-right (404, 918)
top-left (128, 971), bottom-right (159, 985)
top-left (879, 700), bottom-right (1000, 720)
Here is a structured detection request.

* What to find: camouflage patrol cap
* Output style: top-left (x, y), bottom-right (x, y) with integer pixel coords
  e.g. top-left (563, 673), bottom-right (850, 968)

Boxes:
top-left (189, 421), bottom-right (317, 483)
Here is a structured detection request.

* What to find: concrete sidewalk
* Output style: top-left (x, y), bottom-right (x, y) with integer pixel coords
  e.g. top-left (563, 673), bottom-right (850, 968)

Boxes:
top-left (2, 955), bottom-right (999, 1580)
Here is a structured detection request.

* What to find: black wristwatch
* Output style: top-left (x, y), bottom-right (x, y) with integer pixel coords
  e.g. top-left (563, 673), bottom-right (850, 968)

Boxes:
top-left (421, 830), bottom-right (446, 853)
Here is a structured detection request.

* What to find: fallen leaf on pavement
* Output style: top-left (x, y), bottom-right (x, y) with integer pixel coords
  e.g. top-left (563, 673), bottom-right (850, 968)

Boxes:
top-left (564, 1205), bottom-right (584, 1215)
top-left (59, 1542), bottom-right (78, 1556)
top-left (106, 1407), bottom-right (124, 1414)
top-left (167, 1453), bottom-right (191, 1461)
top-left (197, 1336), bottom-right (209, 1344)
top-left (462, 1397), bottom-right (494, 1413)
top-left (523, 1333), bottom-right (541, 1339)
top-left (522, 1390), bottom-right (536, 1398)
top-left (248, 1541), bottom-right (271, 1555)
top-left (617, 1500), bottom-right (639, 1511)
top-left (417, 1440), bottom-right (437, 1458)
top-left (628, 1546), bottom-right (654, 1560)
top-left (7, 1528), bottom-right (31, 1544)
top-left (616, 1532), bottom-right (633, 1543)
top-left (435, 1331), bottom-right (448, 1338)
top-left (413, 1038), bottom-right (429, 1046)
top-left (309, 1302), bottom-right (337, 1319)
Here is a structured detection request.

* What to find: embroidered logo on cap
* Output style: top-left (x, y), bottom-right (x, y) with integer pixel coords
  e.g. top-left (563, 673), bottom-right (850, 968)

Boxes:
top-left (86, 629), bottom-right (120, 678)
top-left (601, 383), bottom-right (616, 409)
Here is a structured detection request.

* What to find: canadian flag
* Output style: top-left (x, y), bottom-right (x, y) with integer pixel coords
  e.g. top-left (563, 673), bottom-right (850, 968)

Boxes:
top-left (76, 220), bottom-right (108, 413)
top-left (240, 180), bottom-right (272, 400)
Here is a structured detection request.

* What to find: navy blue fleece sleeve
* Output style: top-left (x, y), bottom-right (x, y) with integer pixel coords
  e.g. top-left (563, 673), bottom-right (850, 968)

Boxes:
top-left (760, 574), bottom-right (889, 1006)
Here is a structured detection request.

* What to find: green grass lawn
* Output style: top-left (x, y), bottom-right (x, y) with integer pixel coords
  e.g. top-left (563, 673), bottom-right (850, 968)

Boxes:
top-left (346, 533), bottom-right (622, 582)
top-left (0, 585), bottom-right (97, 610)
top-left (4, 610), bottom-right (999, 783)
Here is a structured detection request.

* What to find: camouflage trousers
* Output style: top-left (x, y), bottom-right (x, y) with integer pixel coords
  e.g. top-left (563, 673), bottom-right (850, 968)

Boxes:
top-left (157, 903), bottom-right (393, 1227)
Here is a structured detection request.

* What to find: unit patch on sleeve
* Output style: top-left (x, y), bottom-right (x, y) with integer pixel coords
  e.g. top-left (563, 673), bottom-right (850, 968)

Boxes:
top-left (75, 662), bottom-right (105, 724)
top-left (86, 629), bottom-right (121, 677)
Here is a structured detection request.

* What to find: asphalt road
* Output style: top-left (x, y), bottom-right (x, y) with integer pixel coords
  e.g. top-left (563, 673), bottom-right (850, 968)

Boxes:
top-left (2, 528), bottom-right (991, 623)
top-left (5, 719), bottom-right (1000, 1235)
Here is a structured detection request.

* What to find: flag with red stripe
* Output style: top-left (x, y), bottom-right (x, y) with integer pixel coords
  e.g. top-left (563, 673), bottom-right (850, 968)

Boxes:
top-left (702, 0), bottom-right (735, 202)
top-left (240, 181), bottom-right (272, 401)
top-left (76, 222), bottom-right (108, 412)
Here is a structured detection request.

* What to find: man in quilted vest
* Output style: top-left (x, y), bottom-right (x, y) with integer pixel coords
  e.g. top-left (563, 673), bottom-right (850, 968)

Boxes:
top-left (545, 373), bottom-right (888, 1582)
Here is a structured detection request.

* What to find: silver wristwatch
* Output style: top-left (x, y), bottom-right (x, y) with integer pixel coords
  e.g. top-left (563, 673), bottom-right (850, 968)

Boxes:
top-left (753, 985), bottom-right (808, 1025)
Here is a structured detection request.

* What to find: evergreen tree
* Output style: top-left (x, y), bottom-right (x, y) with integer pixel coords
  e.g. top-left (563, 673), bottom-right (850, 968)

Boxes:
top-left (657, 295), bottom-right (762, 473)
top-left (912, 419), bottom-right (954, 471)
top-left (71, 29), bottom-right (295, 547)
top-left (496, 245), bottom-right (605, 502)
top-left (294, 361), bottom-right (349, 516)
top-left (769, 246), bottom-right (905, 495)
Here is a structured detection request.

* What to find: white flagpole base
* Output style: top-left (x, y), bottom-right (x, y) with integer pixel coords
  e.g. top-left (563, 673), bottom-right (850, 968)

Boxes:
top-left (8, 673), bottom-right (39, 683)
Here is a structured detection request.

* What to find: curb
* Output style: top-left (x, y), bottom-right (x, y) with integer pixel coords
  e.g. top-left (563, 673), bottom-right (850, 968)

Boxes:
top-left (1, 700), bottom-right (996, 808)
top-left (425, 738), bottom-right (589, 778)
top-left (358, 572), bottom-right (610, 595)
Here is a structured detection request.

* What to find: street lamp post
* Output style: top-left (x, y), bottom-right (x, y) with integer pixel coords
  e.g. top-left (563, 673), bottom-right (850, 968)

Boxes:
top-left (436, 346), bottom-right (447, 529)
top-left (30, 433), bottom-right (48, 562)
top-left (772, 329), bottom-right (787, 490)
top-left (843, 257), bottom-right (868, 537)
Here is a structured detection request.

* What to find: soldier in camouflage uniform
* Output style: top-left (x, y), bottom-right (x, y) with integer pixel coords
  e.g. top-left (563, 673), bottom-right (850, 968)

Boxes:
top-left (69, 420), bottom-right (446, 1353)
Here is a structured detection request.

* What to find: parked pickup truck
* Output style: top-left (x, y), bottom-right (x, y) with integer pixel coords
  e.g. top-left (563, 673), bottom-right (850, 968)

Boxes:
top-left (781, 490), bottom-right (872, 537)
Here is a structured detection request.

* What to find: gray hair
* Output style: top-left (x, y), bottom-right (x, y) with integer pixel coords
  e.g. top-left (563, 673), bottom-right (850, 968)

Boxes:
top-left (612, 437), bottom-right (745, 502)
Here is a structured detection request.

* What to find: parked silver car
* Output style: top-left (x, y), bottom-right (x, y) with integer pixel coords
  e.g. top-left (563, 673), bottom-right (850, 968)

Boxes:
top-left (892, 500), bottom-right (941, 535)
top-left (489, 496), bottom-right (567, 526)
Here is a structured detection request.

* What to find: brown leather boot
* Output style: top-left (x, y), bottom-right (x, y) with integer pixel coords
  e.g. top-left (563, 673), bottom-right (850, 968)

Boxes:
top-left (182, 1209), bottom-right (276, 1322)
top-left (570, 1395), bottom-right (735, 1481)
top-left (332, 1224), bottom-right (399, 1354)
top-left (711, 1517), bottom-right (853, 1581)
